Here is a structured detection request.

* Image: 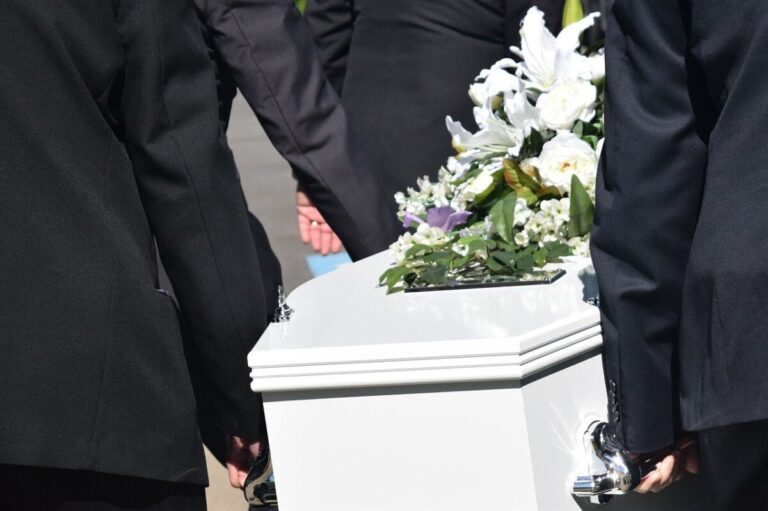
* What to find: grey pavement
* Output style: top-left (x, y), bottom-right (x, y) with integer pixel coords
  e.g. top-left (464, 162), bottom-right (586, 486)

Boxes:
top-left (205, 94), bottom-right (316, 510)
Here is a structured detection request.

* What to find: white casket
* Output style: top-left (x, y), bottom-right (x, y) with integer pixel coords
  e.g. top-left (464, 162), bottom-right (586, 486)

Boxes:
top-left (248, 253), bottom-right (709, 511)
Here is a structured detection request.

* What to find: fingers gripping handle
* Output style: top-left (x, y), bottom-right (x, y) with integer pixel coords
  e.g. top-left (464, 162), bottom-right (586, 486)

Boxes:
top-left (570, 421), bottom-right (659, 504)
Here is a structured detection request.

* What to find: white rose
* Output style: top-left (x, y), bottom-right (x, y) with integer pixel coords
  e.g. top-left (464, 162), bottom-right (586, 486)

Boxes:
top-left (588, 53), bottom-right (605, 83)
top-left (533, 131), bottom-right (598, 192)
top-left (536, 79), bottom-right (597, 130)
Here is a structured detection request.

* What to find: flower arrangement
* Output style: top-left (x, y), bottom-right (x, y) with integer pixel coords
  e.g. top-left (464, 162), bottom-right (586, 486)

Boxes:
top-left (380, 8), bottom-right (605, 293)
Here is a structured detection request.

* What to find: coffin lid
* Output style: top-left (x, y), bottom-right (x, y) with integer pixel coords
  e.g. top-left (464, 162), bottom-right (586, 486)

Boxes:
top-left (248, 252), bottom-right (601, 392)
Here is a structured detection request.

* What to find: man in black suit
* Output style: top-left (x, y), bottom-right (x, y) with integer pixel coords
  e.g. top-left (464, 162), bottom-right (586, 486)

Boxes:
top-left (305, 0), bottom-right (565, 203)
top-left (0, 0), bottom-right (336, 508)
top-left (195, 0), bottom-right (400, 263)
top-left (593, 0), bottom-right (768, 506)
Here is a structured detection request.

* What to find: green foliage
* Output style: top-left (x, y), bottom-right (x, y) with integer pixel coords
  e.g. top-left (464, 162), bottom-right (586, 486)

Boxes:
top-left (489, 192), bottom-right (518, 243)
top-left (294, 0), bottom-right (307, 13)
top-left (519, 129), bottom-right (547, 160)
top-left (568, 175), bottom-right (594, 237)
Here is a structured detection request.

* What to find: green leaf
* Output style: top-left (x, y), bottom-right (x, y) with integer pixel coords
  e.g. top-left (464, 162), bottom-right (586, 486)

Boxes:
top-left (457, 236), bottom-right (487, 256)
top-left (503, 159), bottom-right (541, 193)
top-left (517, 187), bottom-right (538, 207)
top-left (519, 129), bottom-right (546, 160)
top-left (489, 191), bottom-right (518, 243)
top-left (486, 257), bottom-right (505, 272)
top-left (422, 265), bottom-right (449, 285)
top-left (533, 248), bottom-right (549, 267)
top-left (573, 121), bottom-right (584, 138)
top-left (451, 255), bottom-right (472, 269)
top-left (404, 244), bottom-right (433, 258)
top-left (491, 250), bottom-right (517, 269)
top-left (517, 253), bottom-right (534, 272)
top-left (583, 135), bottom-right (599, 149)
top-left (568, 175), bottom-right (595, 237)
top-left (380, 266), bottom-right (412, 289)
top-left (424, 251), bottom-right (454, 266)
top-left (536, 186), bottom-right (563, 201)
top-left (544, 242), bottom-right (572, 262)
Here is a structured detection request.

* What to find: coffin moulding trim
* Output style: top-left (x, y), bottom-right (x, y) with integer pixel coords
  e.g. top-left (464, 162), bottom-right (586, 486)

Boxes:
top-left (250, 324), bottom-right (602, 393)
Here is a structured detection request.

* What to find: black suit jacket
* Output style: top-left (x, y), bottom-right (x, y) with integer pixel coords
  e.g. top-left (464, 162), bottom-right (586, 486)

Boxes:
top-left (1, 0), bottom-right (270, 484)
top-left (305, 0), bottom-right (564, 203)
top-left (592, 0), bottom-right (768, 452)
top-left (194, 0), bottom-right (401, 261)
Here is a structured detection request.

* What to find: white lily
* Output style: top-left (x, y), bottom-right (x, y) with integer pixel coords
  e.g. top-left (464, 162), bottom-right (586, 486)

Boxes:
top-left (503, 78), bottom-right (541, 140)
top-left (510, 7), bottom-right (600, 93)
top-left (446, 111), bottom-right (524, 161)
top-left (469, 58), bottom-right (520, 106)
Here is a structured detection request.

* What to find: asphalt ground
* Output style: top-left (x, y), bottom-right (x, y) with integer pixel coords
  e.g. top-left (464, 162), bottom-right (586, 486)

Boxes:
top-left (205, 94), bottom-right (316, 510)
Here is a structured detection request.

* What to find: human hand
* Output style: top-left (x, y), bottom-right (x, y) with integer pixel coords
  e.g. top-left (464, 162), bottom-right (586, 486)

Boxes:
top-left (296, 186), bottom-right (343, 255)
top-left (226, 435), bottom-right (265, 489)
top-left (634, 436), bottom-right (699, 494)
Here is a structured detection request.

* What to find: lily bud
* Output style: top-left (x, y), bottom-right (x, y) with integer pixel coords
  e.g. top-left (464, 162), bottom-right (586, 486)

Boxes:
top-left (562, 0), bottom-right (584, 28)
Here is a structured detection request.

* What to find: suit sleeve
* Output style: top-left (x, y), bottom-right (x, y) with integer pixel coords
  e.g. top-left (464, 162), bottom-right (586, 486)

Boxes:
top-left (116, 0), bottom-right (268, 439)
top-left (304, 0), bottom-right (354, 95)
top-left (590, 0), bottom-right (708, 452)
top-left (195, 0), bottom-right (400, 261)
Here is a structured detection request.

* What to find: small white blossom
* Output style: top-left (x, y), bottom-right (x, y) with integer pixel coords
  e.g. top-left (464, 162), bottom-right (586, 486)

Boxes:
top-left (459, 221), bottom-right (488, 239)
top-left (514, 230), bottom-right (530, 247)
top-left (514, 198), bottom-right (533, 227)
top-left (412, 223), bottom-right (449, 247)
top-left (389, 233), bottom-right (415, 263)
top-left (568, 235), bottom-right (591, 257)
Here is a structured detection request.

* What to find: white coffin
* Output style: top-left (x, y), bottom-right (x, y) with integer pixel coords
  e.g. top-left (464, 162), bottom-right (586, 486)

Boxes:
top-left (248, 253), bottom-right (708, 511)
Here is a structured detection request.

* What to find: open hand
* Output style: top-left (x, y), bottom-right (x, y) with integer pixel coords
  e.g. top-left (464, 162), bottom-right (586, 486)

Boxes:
top-left (226, 435), bottom-right (265, 489)
top-left (296, 186), bottom-right (343, 255)
top-left (634, 436), bottom-right (699, 494)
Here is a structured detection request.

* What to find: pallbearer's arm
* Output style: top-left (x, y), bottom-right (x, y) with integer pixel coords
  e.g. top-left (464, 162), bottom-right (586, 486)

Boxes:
top-left (117, 0), bottom-right (267, 439)
top-left (195, 0), bottom-right (400, 261)
top-left (590, 0), bottom-right (708, 453)
top-left (304, 0), bottom-right (354, 96)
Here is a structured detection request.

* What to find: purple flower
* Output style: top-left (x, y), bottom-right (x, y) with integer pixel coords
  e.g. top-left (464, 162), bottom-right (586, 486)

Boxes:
top-left (402, 212), bottom-right (423, 229)
top-left (403, 206), bottom-right (471, 232)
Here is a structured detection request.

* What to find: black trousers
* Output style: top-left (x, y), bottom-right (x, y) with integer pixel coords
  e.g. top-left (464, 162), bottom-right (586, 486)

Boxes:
top-left (700, 419), bottom-right (768, 509)
top-left (0, 465), bottom-right (206, 511)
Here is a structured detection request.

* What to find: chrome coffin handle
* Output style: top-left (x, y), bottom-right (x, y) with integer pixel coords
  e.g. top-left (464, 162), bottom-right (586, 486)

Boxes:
top-left (244, 447), bottom-right (278, 507)
top-left (570, 421), bottom-right (660, 504)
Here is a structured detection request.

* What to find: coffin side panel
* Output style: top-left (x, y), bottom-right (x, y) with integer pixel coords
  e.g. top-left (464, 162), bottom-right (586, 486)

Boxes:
top-left (263, 382), bottom-right (538, 511)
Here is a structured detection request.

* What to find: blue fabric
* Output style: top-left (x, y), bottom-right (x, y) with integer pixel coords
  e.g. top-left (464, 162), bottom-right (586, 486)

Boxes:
top-left (306, 252), bottom-right (352, 277)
